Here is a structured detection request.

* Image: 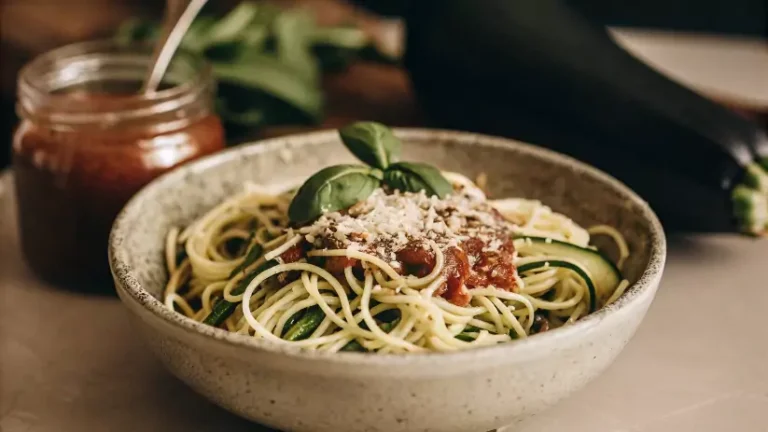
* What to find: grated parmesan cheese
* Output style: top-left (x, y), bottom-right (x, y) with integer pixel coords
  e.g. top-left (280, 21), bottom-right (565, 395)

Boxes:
top-left (298, 188), bottom-right (514, 263)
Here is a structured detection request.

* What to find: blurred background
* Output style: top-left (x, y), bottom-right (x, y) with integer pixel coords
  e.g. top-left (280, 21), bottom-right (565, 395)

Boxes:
top-left (1, 0), bottom-right (766, 169)
top-left (1, 2), bottom-right (767, 431)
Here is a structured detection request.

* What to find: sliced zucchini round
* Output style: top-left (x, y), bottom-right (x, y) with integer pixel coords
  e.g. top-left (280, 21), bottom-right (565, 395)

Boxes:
top-left (514, 236), bottom-right (623, 309)
top-left (517, 259), bottom-right (597, 312)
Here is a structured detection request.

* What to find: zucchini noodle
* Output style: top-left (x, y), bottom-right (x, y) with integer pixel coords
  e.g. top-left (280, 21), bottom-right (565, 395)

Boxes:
top-left (163, 177), bottom-right (631, 353)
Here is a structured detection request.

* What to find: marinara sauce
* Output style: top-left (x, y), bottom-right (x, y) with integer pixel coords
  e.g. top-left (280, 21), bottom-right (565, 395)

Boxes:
top-left (12, 41), bottom-right (225, 292)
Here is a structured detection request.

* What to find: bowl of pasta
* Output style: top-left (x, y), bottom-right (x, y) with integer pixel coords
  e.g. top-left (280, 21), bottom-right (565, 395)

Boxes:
top-left (109, 123), bottom-right (666, 432)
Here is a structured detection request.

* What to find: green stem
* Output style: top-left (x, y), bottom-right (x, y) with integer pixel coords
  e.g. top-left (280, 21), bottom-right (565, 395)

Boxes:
top-left (733, 163), bottom-right (768, 236)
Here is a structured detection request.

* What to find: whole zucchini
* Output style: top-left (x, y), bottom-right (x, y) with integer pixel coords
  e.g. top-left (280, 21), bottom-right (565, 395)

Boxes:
top-left (377, 0), bottom-right (768, 235)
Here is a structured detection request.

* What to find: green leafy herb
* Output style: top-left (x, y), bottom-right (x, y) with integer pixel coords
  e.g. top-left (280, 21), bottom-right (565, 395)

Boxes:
top-left (115, 2), bottom-right (397, 131)
top-left (213, 54), bottom-right (323, 121)
top-left (287, 123), bottom-right (454, 223)
top-left (288, 164), bottom-right (383, 224)
top-left (185, 17), bottom-right (219, 52)
top-left (383, 162), bottom-right (453, 198)
top-left (273, 9), bottom-right (319, 85)
top-left (339, 121), bottom-right (402, 170)
top-left (115, 18), bottom-right (160, 46)
top-left (204, 2), bottom-right (260, 47)
top-left (312, 25), bottom-right (369, 50)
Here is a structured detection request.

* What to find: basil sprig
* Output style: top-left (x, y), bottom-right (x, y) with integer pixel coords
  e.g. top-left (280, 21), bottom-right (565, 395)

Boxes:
top-left (383, 162), bottom-right (453, 198)
top-left (288, 165), bottom-right (383, 224)
top-left (288, 122), bottom-right (453, 224)
top-left (339, 121), bottom-right (402, 170)
top-left (115, 3), bottom-right (399, 131)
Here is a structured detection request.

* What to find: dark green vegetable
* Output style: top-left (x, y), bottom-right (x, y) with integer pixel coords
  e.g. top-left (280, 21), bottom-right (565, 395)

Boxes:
top-left (339, 121), bottom-right (402, 169)
top-left (281, 309), bottom-right (306, 337)
top-left (283, 306), bottom-right (325, 341)
top-left (223, 235), bottom-right (249, 257)
top-left (115, 2), bottom-right (394, 131)
top-left (115, 18), bottom-right (159, 46)
top-left (175, 247), bottom-right (188, 268)
top-left (455, 333), bottom-right (475, 342)
top-left (203, 260), bottom-right (278, 327)
top-left (288, 164), bottom-right (383, 224)
top-left (288, 122), bottom-right (454, 223)
top-left (340, 314), bottom-right (400, 352)
top-left (517, 260), bottom-right (597, 312)
top-left (213, 56), bottom-right (323, 122)
top-left (731, 163), bottom-right (768, 234)
top-left (383, 162), bottom-right (453, 198)
top-left (340, 340), bottom-right (366, 352)
top-left (312, 26), bottom-right (369, 50)
top-left (378, 317), bottom-right (401, 333)
top-left (205, 2), bottom-right (260, 47)
top-left (313, 34), bottom-right (399, 72)
top-left (724, 164), bottom-right (767, 234)
top-left (400, 0), bottom-right (768, 236)
top-left (228, 243), bottom-right (264, 278)
top-left (455, 325), bottom-right (482, 342)
top-left (273, 10), bottom-right (319, 85)
top-left (732, 185), bottom-right (768, 235)
top-left (373, 308), bottom-right (401, 324)
top-left (183, 17), bottom-right (218, 52)
top-left (513, 236), bottom-right (621, 305)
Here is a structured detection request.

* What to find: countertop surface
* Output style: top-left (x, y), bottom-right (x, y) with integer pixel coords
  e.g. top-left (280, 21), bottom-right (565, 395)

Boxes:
top-left (1, 170), bottom-right (767, 432)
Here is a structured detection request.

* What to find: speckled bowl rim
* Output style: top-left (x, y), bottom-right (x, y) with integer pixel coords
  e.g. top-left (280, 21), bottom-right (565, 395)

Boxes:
top-left (109, 128), bottom-right (667, 366)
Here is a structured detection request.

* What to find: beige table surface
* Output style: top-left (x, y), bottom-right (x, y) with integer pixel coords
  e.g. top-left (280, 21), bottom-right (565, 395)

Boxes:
top-left (1, 170), bottom-right (767, 432)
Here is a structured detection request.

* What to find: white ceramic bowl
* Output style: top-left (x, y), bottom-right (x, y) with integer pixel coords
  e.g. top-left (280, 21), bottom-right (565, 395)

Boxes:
top-left (109, 129), bottom-right (666, 432)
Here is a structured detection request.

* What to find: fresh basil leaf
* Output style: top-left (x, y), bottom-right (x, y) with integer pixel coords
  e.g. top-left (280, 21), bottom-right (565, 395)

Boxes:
top-left (215, 96), bottom-right (265, 127)
top-left (204, 41), bottom-right (247, 62)
top-left (182, 16), bottom-right (218, 52)
top-left (242, 24), bottom-right (269, 49)
top-left (205, 2), bottom-right (259, 46)
top-left (289, 164), bottom-right (383, 224)
top-left (311, 26), bottom-right (369, 50)
top-left (273, 9), bottom-right (319, 86)
top-left (383, 162), bottom-right (453, 198)
top-left (310, 25), bottom-right (374, 72)
top-left (213, 54), bottom-right (323, 121)
top-left (339, 121), bottom-right (402, 170)
top-left (115, 19), bottom-right (159, 46)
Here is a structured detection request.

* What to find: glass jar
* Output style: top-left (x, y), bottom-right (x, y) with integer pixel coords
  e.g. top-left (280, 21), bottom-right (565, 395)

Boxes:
top-left (13, 41), bottom-right (225, 292)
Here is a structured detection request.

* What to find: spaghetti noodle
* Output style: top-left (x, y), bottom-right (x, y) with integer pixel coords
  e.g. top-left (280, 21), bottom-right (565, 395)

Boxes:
top-left (163, 174), bottom-right (630, 353)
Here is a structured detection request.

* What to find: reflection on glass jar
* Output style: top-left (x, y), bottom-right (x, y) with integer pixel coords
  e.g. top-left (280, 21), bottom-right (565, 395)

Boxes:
top-left (13, 41), bottom-right (225, 292)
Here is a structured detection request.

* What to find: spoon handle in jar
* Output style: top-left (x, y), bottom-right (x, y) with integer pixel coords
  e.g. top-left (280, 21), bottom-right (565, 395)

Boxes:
top-left (142, 0), bottom-right (209, 94)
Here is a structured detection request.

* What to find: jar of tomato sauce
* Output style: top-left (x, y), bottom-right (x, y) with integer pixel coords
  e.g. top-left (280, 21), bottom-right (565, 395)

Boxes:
top-left (13, 41), bottom-right (225, 292)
